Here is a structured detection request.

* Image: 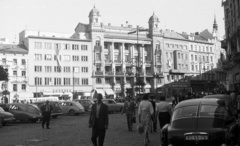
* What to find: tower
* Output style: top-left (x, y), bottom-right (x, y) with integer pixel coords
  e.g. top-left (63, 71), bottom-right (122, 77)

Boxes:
top-left (212, 15), bottom-right (218, 38)
top-left (88, 5), bottom-right (101, 26)
top-left (148, 12), bottom-right (160, 37)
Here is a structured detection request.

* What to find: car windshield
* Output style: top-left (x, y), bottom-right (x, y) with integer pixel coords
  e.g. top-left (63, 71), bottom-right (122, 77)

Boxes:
top-left (172, 105), bottom-right (198, 121)
top-left (0, 107), bottom-right (4, 112)
top-left (74, 102), bottom-right (84, 109)
top-left (199, 105), bottom-right (228, 119)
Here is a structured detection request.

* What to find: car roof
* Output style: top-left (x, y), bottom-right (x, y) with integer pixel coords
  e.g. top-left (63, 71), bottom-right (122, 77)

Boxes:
top-left (175, 98), bottom-right (226, 109)
top-left (203, 94), bottom-right (232, 100)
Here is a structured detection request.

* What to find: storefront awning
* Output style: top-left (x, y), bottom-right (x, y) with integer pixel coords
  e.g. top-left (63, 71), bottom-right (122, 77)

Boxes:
top-left (95, 89), bottom-right (105, 97)
top-left (105, 89), bottom-right (115, 95)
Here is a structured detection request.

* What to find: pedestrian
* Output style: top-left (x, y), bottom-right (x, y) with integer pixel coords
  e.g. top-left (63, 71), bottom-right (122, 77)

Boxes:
top-left (40, 100), bottom-right (53, 129)
top-left (122, 96), bottom-right (136, 131)
top-left (156, 96), bottom-right (172, 130)
top-left (138, 94), bottom-right (154, 146)
top-left (149, 95), bottom-right (157, 133)
top-left (89, 94), bottom-right (109, 146)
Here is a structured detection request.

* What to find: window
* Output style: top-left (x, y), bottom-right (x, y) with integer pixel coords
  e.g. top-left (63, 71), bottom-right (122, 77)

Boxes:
top-left (45, 66), bottom-right (52, 72)
top-left (44, 42), bottom-right (52, 49)
top-left (81, 56), bottom-right (88, 61)
top-left (73, 78), bottom-right (80, 85)
top-left (45, 77), bottom-right (52, 85)
top-left (170, 53), bottom-right (173, 59)
top-left (211, 56), bottom-right (213, 62)
top-left (34, 66), bottom-right (42, 72)
top-left (21, 71), bottom-right (26, 76)
top-left (64, 78), bottom-right (71, 85)
top-left (72, 55), bottom-right (79, 61)
top-left (82, 78), bottom-right (88, 85)
top-left (54, 66), bottom-right (61, 72)
top-left (54, 43), bottom-right (61, 49)
top-left (73, 67), bottom-right (79, 73)
top-left (13, 84), bottom-right (17, 91)
top-left (35, 54), bottom-right (42, 60)
top-left (54, 78), bottom-right (61, 85)
top-left (35, 77), bottom-right (42, 85)
top-left (45, 54), bottom-right (52, 60)
top-left (34, 42), bottom-right (42, 49)
top-left (13, 59), bottom-right (17, 65)
top-left (21, 59), bottom-right (26, 65)
top-left (195, 55), bottom-right (197, 61)
top-left (13, 71), bottom-right (17, 76)
top-left (82, 67), bottom-right (88, 73)
top-left (63, 67), bottom-right (71, 73)
top-left (72, 44), bottom-right (79, 50)
top-left (196, 65), bottom-right (198, 72)
top-left (96, 40), bottom-right (100, 47)
top-left (63, 44), bottom-right (70, 50)
top-left (21, 84), bottom-right (26, 91)
top-left (172, 106), bottom-right (198, 120)
top-left (191, 45), bottom-right (193, 50)
top-left (96, 78), bottom-right (102, 84)
top-left (81, 45), bottom-right (88, 50)
top-left (63, 55), bottom-right (70, 61)
top-left (185, 54), bottom-right (188, 60)
top-left (178, 53), bottom-right (180, 59)
top-left (181, 54), bottom-right (183, 59)
top-left (210, 47), bottom-right (212, 52)
top-left (192, 65), bottom-right (194, 71)
top-left (167, 75), bottom-right (170, 81)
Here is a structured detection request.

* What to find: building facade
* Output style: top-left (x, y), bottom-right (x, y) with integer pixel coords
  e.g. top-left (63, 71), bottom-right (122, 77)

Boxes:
top-left (0, 44), bottom-right (29, 103)
top-left (222, 0), bottom-right (240, 92)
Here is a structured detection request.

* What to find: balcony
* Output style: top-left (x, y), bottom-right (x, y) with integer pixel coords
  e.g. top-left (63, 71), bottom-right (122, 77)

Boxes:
top-left (115, 71), bottom-right (124, 76)
top-left (233, 52), bottom-right (240, 63)
top-left (94, 71), bottom-right (104, 76)
top-left (94, 46), bottom-right (102, 52)
top-left (105, 71), bottom-right (114, 76)
top-left (105, 60), bottom-right (112, 64)
top-left (146, 72), bottom-right (153, 77)
top-left (153, 72), bottom-right (164, 78)
top-left (126, 71), bottom-right (134, 76)
top-left (114, 60), bottom-right (122, 64)
top-left (125, 60), bottom-right (133, 65)
top-left (145, 60), bottom-right (152, 66)
top-left (169, 69), bottom-right (185, 74)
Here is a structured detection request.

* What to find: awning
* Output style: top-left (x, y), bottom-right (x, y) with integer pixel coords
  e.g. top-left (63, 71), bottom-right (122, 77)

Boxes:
top-left (105, 89), bottom-right (115, 95)
top-left (83, 93), bottom-right (91, 96)
top-left (95, 89), bottom-right (105, 97)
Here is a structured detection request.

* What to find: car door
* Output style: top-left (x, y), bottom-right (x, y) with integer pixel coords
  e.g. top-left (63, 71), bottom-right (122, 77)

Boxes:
top-left (9, 104), bottom-right (28, 120)
top-left (59, 102), bottom-right (68, 114)
top-left (108, 100), bottom-right (117, 112)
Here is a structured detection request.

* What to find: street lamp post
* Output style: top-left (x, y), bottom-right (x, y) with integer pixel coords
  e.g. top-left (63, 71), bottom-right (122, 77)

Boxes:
top-left (128, 25), bottom-right (148, 96)
top-left (36, 76), bottom-right (38, 101)
top-left (73, 67), bottom-right (75, 99)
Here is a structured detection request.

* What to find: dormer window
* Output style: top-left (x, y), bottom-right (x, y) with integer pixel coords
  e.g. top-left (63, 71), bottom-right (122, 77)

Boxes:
top-left (155, 24), bottom-right (158, 28)
top-left (95, 18), bottom-right (98, 23)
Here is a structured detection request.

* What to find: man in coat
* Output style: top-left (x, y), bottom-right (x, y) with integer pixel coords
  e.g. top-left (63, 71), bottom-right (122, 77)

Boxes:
top-left (89, 94), bottom-right (109, 146)
top-left (40, 100), bottom-right (53, 129)
top-left (122, 96), bottom-right (135, 131)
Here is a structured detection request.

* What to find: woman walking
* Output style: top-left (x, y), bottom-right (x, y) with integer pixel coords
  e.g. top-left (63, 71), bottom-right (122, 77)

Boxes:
top-left (138, 94), bottom-right (154, 146)
top-left (156, 96), bottom-right (172, 129)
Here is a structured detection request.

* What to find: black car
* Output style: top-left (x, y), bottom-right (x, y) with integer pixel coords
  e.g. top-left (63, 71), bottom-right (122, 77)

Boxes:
top-left (74, 99), bottom-right (94, 111)
top-left (161, 96), bottom-right (239, 146)
top-left (33, 101), bottom-right (62, 118)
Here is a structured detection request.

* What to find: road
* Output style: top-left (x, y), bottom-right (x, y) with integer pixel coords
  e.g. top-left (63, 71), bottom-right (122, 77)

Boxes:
top-left (0, 112), bottom-right (161, 146)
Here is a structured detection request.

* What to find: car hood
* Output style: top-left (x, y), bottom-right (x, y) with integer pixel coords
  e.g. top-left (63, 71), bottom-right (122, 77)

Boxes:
top-left (0, 111), bottom-right (13, 117)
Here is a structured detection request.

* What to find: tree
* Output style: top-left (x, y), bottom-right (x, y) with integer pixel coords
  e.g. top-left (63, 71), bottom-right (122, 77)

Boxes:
top-left (0, 66), bottom-right (8, 81)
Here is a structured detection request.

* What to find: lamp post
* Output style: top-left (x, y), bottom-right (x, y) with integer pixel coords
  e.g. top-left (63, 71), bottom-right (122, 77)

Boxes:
top-left (128, 25), bottom-right (148, 96)
top-left (36, 76), bottom-right (38, 101)
top-left (73, 67), bottom-right (75, 99)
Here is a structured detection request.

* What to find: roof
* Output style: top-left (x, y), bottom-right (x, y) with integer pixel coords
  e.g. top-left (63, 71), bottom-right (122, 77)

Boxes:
top-left (0, 44), bottom-right (28, 54)
top-left (148, 13), bottom-right (159, 23)
top-left (28, 36), bottom-right (91, 42)
top-left (203, 94), bottom-right (231, 100)
top-left (175, 98), bottom-right (225, 109)
top-left (89, 6), bottom-right (100, 17)
top-left (199, 29), bottom-right (215, 40)
top-left (104, 32), bottom-right (151, 41)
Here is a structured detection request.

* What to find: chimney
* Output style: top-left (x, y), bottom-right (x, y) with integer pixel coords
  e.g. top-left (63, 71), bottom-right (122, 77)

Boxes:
top-left (108, 23), bottom-right (111, 26)
top-left (195, 32), bottom-right (199, 35)
top-left (121, 24), bottom-right (124, 27)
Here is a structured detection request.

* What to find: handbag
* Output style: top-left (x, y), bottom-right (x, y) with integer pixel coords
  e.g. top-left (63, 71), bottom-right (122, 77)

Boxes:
top-left (132, 116), bottom-right (136, 123)
top-left (137, 123), bottom-right (144, 134)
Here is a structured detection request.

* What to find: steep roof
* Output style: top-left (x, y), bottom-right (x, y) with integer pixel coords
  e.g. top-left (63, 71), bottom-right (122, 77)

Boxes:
top-left (199, 29), bottom-right (215, 40)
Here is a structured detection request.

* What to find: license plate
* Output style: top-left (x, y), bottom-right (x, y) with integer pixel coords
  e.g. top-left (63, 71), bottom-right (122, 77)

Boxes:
top-left (185, 135), bottom-right (208, 141)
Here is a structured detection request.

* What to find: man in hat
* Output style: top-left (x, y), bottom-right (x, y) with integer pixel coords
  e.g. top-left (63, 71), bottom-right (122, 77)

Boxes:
top-left (40, 100), bottom-right (53, 129)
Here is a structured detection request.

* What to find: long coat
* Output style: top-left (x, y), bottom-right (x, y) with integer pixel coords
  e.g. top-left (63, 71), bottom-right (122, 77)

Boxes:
top-left (89, 103), bottom-right (109, 130)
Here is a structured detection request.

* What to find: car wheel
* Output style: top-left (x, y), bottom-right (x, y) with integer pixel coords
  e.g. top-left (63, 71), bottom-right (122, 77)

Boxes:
top-left (69, 110), bottom-right (75, 116)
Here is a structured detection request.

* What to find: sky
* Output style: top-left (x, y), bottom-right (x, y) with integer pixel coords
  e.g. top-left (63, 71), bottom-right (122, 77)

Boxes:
top-left (0, 0), bottom-right (225, 44)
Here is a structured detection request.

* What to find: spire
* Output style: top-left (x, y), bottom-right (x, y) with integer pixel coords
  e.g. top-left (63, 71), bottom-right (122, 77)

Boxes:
top-left (212, 14), bottom-right (218, 38)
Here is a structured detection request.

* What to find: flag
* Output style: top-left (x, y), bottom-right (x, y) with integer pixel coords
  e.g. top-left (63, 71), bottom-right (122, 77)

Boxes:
top-left (55, 48), bottom-right (62, 72)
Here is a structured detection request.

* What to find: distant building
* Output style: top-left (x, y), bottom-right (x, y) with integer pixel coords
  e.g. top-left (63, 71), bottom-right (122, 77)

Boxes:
top-left (0, 38), bottom-right (10, 44)
top-left (222, 0), bottom-right (240, 92)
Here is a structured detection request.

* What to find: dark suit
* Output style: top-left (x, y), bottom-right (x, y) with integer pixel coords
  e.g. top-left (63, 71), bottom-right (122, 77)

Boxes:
top-left (122, 101), bottom-right (135, 131)
top-left (150, 100), bottom-right (157, 132)
top-left (89, 103), bottom-right (109, 146)
top-left (40, 104), bottom-right (53, 129)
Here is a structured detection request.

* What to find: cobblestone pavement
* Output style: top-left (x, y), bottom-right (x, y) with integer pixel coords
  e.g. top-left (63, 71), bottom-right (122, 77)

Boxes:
top-left (0, 112), bottom-right (161, 146)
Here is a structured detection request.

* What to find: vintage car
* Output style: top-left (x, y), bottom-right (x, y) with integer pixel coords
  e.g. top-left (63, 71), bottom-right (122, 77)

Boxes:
top-left (59, 101), bottom-right (85, 115)
top-left (161, 97), bottom-right (239, 146)
top-left (102, 99), bottom-right (124, 113)
top-left (74, 99), bottom-right (95, 112)
top-left (0, 106), bottom-right (15, 126)
top-left (6, 103), bottom-right (42, 123)
top-left (34, 101), bottom-right (63, 118)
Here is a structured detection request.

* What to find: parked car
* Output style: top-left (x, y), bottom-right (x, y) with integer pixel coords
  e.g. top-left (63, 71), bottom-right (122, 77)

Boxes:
top-left (0, 106), bottom-right (15, 126)
top-left (5, 103), bottom-right (42, 123)
top-left (102, 99), bottom-right (124, 113)
top-left (115, 98), bottom-right (126, 103)
top-left (59, 101), bottom-right (85, 115)
top-left (161, 97), bottom-right (239, 146)
top-left (34, 101), bottom-right (62, 118)
top-left (74, 99), bottom-right (94, 111)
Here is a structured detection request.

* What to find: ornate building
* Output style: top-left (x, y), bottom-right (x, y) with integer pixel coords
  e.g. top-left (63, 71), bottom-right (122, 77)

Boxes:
top-left (222, 0), bottom-right (240, 92)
